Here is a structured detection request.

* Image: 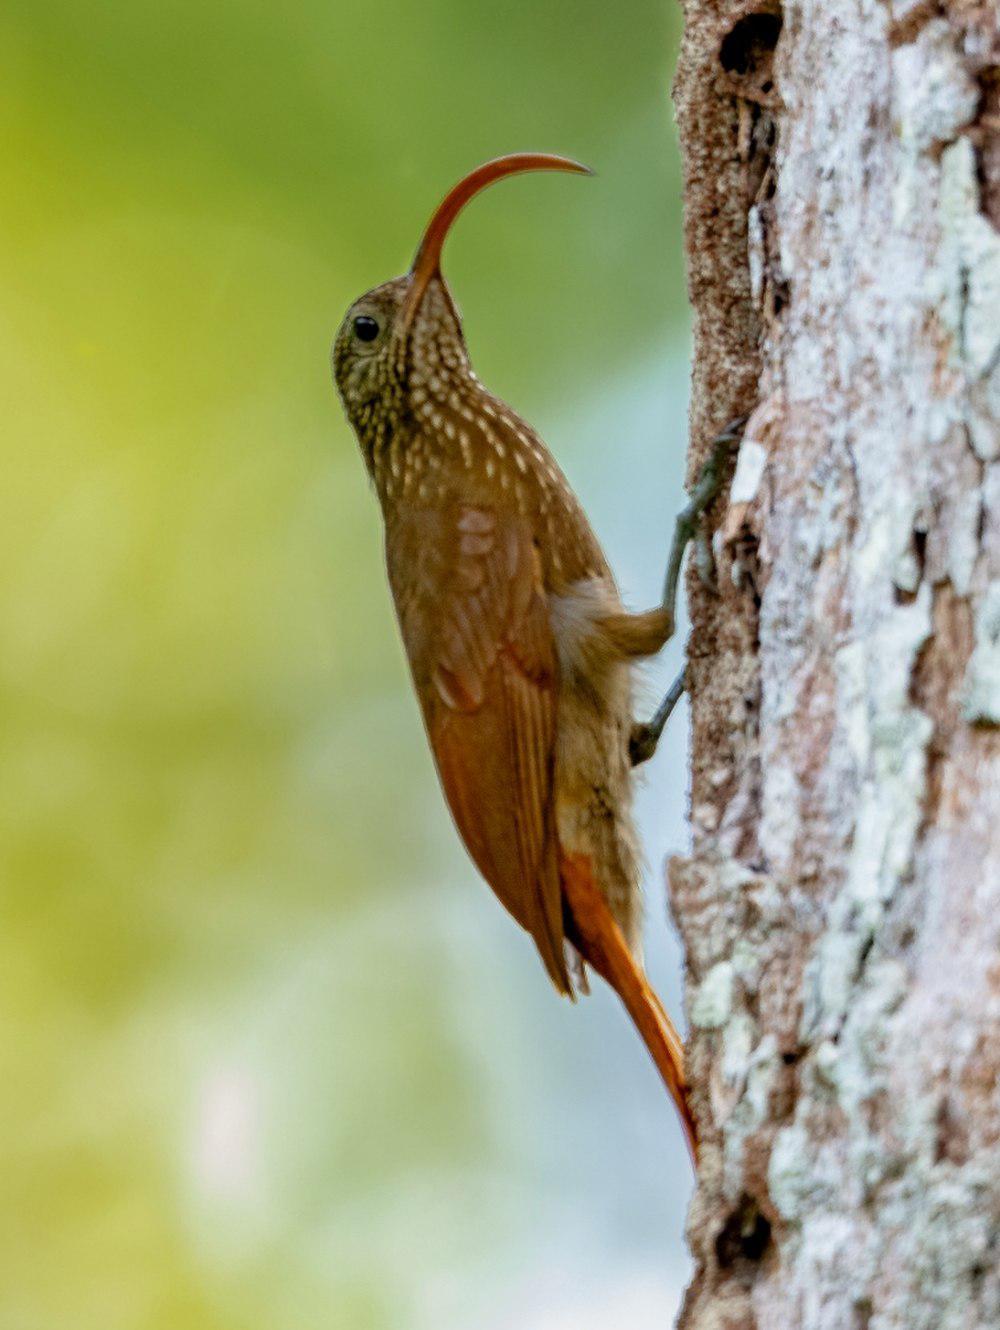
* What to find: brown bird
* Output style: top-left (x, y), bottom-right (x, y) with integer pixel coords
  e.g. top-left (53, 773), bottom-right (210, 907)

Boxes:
top-left (332, 154), bottom-right (734, 1160)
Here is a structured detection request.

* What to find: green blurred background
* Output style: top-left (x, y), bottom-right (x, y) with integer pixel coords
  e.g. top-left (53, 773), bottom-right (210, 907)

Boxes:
top-left (0, 2), bottom-right (696, 1327)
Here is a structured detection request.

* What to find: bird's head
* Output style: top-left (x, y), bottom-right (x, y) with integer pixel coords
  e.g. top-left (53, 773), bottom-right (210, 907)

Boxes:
top-left (332, 153), bottom-right (590, 455)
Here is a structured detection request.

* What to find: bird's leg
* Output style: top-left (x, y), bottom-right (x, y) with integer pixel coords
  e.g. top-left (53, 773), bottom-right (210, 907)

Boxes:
top-left (630, 667), bottom-right (687, 767)
top-left (658, 419), bottom-right (744, 637)
top-left (629, 419), bottom-right (745, 767)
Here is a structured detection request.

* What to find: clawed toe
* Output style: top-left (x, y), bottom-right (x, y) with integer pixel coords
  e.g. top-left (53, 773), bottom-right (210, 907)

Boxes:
top-left (694, 528), bottom-right (717, 592)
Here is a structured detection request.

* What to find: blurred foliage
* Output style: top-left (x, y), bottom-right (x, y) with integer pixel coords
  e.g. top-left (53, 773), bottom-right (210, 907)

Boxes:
top-left (0, 2), bottom-right (691, 1327)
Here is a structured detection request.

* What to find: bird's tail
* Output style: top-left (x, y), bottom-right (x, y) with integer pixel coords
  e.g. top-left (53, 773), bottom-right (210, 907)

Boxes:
top-left (561, 851), bottom-right (697, 1163)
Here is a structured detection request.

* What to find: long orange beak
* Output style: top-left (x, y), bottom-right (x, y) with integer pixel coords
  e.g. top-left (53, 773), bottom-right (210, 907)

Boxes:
top-left (401, 153), bottom-right (592, 329)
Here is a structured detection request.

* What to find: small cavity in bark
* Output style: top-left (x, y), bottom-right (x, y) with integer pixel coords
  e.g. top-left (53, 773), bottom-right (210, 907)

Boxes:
top-left (894, 526), bottom-right (928, 603)
top-left (973, 66), bottom-right (1000, 230)
top-left (720, 7), bottom-right (783, 90)
top-left (715, 1193), bottom-right (773, 1270)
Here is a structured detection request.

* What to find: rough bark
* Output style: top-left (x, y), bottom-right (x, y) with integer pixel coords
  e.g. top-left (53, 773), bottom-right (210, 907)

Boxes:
top-left (671, 3), bottom-right (1000, 1328)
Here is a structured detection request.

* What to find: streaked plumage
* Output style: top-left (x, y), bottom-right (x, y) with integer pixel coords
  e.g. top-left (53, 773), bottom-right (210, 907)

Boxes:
top-left (332, 156), bottom-right (694, 1154)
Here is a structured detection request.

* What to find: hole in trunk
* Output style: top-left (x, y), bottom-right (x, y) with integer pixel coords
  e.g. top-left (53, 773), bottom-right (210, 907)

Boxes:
top-left (720, 9), bottom-right (783, 80)
top-left (715, 1193), bottom-right (773, 1268)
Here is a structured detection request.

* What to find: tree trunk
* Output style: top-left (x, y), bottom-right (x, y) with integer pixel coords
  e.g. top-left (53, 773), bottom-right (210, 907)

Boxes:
top-left (671, 4), bottom-right (1000, 1327)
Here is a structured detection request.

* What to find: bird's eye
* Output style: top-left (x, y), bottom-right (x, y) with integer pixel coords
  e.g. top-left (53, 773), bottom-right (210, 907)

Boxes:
top-left (353, 315), bottom-right (380, 343)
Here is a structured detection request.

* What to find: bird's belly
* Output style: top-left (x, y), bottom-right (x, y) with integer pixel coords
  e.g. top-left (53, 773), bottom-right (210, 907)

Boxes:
top-left (548, 578), bottom-right (643, 952)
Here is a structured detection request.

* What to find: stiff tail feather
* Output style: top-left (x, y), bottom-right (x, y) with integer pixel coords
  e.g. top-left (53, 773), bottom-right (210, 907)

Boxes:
top-left (561, 852), bottom-right (697, 1163)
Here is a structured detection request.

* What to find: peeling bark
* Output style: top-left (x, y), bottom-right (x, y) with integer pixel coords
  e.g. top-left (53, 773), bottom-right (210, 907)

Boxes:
top-left (672, 3), bottom-right (1000, 1327)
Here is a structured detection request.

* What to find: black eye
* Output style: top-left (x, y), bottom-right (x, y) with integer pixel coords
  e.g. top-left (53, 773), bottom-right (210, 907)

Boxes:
top-left (353, 315), bottom-right (380, 343)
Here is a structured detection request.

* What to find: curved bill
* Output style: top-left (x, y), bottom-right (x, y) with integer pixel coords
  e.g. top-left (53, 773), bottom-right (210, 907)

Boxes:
top-left (401, 152), bottom-right (592, 328)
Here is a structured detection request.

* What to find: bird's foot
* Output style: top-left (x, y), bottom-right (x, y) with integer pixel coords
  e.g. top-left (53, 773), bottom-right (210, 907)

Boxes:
top-left (630, 667), bottom-right (687, 767)
top-left (659, 417), bottom-right (746, 625)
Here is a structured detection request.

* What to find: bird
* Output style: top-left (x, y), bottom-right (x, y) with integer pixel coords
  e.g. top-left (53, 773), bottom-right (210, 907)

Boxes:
top-left (332, 153), bottom-right (736, 1159)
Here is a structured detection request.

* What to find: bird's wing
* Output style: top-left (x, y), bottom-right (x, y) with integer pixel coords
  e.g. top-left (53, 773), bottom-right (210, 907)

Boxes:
top-left (387, 501), bottom-right (570, 994)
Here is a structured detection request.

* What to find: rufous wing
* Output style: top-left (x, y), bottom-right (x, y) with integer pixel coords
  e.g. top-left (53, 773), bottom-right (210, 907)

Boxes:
top-left (386, 501), bottom-right (571, 994)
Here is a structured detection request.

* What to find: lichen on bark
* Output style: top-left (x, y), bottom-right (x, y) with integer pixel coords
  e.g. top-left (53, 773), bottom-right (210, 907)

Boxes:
top-left (671, 3), bottom-right (1000, 1327)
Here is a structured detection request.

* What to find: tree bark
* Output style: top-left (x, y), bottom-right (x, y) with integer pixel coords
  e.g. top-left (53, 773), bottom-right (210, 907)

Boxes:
top-left (671, 4), bottom-right (1000, 1327)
